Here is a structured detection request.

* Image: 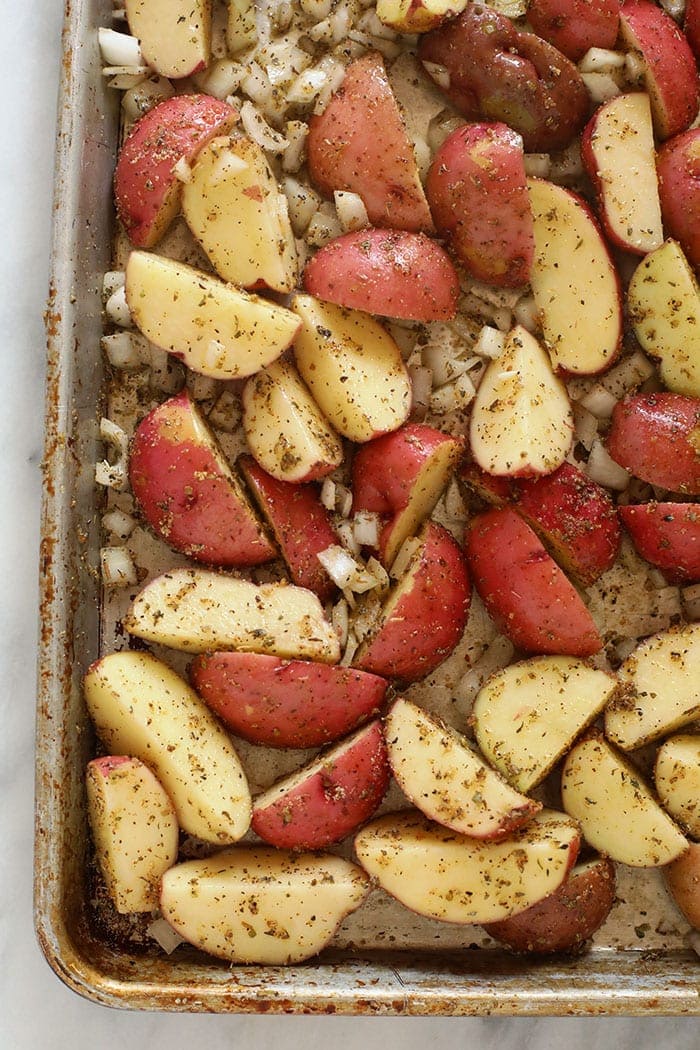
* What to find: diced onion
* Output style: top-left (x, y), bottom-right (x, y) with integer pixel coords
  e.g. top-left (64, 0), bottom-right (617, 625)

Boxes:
top-left (100, 546), bottom-right (138, 587)
top-left (300, 0), bottom-right (333, 17)
top-left (456, 635), bottom-right (515, 701)
top-left (331, 598), bottom-right (350, 648)
top-left (172, 157), bottom-right (193, 184)
top-left (352, 511), bottom-right (381, 549)
top-left (193, 58), bottom-right (245, 100)
top-left (102, 270), bottom-right (125, 300)
top-left (601, 351), bottom-right (655, 399)
top-left (287, 68), bottom-right (329, 105)
top-left (149, 347), bottom-right (183, 394)
top-left (121, 76), bottom-right (174, 120)
top-left (474, 325), bottom-right (505, 360)
top-left (409, 364), bottom-right (433, 420)
top-left (96, 418), bottom-right (129, 491)
top-left (317, 545), bottom-right (377, 593)
top-left (586, 440), bottom-right (630, 491)
top-left (281, 121), bottom-right (308, 173)
top-left (524, 153), bottom-right (551, 178)
top-left (421, 61), bottom-right (450, 90)
top-left (624, 51), bottom-right (646, 87)
top-left (333, 191), bottom-right (369, 233)
top-left (573, 403), bottom-right (599, 451)
top-left (207, 388), bottom-right (241, 432)
top-left (320, 478), bottom-right (336, 512)
top-left (101, 331), bottom-right (149, 370)
top-left (283, 177), bottom-right (321, 235)
top-left (187, 373), bottom-right (221, 403)
top-left (579, 383), bottom-right (618, 419)
top-left (365, 556), bottom-right (390, 594)
top-left (336, 519), bottom-right (360, 555)
top-left (98, 27), bottom-right (143, 67)
top-left (105, 285), bottom-right (132, 328)
top-left (681, 583), bottom-right (700, 620)
top-left (581, 72), bottom-right (623, 105)
top-left (147, 917), bottom-right (186, 954)
top-left (305, 202), bottom-right (343, 246)
top-left (240, 101), bottom-right (288, 154)
top-left (578, 47), bottom-right (626, 74)
top-left (102, 508), bottom-right (136, 540)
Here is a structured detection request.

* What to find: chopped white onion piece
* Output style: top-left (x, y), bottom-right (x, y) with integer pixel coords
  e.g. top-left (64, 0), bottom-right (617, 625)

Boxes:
top-left (282, 120), bottom-right (308, 173)
top-left (101, 331), bottom-right (149, 370)
top-left (172, 157), bottom-right (193, 184)
top-left (314, 58), bottom-right (347, 114)
top-left (474, 325), bottom-right (505, 360)
top-left (287, 67), bottom-right (329, 104)
top-left (301, 0), bottom-right (333, 17)
top-left (578, 47), bottom-right (626, 74)
top-left (100, 546), bottom-right (138, 587)
top-left (193, 58), bottom-right (245, 99)
top-left (492, 306), bottom-right (513, 333)
top-left (107, 71), bottom-right (149, 90)
top-left (96, 418), bottom-right (129, 489)
top-left (331, 597), bottom-right (350, 648)
top-left (333, 191), bottom-right (369, 233)
top-left (365, 556), bottom-right (390, 595)
top-left (336, 519), bottom-right (360, 556)
top-left (102, 508), bottom-right (136, 540)
top-left (147, 917), bottom-right (186, 955)
top-left (305, 202), bottom-right (343, 246)
top-left (587, 440), bottom-right (630, 491)
top-left (409, 364), bottom-right (433, 420)
top-left (336, 483), bottom-right (353, 519)
top-left (308, 16), bottom-right (334, 43)
top-left (320, 477), bottom-right (336, 512)
top-left (102, 270), bottom-right (125, 300)
top-left (654, 585), bottom-right (682, 618)
top-left (624, 51), bottom-right (647, 86)
top-left (421, 343), bottom-right (471, 387)
top-left (524, 153), bottom-right (551, 178)
top-left (581, 72), bottom-right (623, 104)
top-left (681, 582), bottom-right (700, 620)
top-left (549, 141), bottom-right (584, 181)
top-left (100, 416), bottom-right (129, 455)
top-left (187, 373), bottom-right (220, 403)
top-left (357, 8), bottom-right (399, 40)
top-left (485, 0), bottom-right (528, 15)
top-left (149, 347), bottom-right (183, 393)
top-left (573, 403), bottom-right (599, 451)
top-left (469, 281), bottom-right (522, 311)
top-left (317, 545), bottom-right (377, 593)
top-left (421, 61), bottom-right (450, 90)
top-left (207, 388), bottom-right (241, 432)
top-left (283, 177), bottom-right (321, 235)
top-left (351, 591), bottom-right (383, 641)
top-left (512, 294), bottom-right (540, 333)
top-left (427, 113), bottom-right (466, 153)
top-left (340, 632), bottom-right (359, 667)
top-left (579, 383), bottom-right (618, 419)
top-left (601, 351), bottom-right (655, 399)
top-left (240, 101), bottom-right (288, 154)
top-left (98, 27), bottom-right (144, 67)
top-left (105, 285), bottom-right (132, 328)
top-left (352, 511), bottom-right (381, 549)
top-left (121, 76), bottom-right (174, 120)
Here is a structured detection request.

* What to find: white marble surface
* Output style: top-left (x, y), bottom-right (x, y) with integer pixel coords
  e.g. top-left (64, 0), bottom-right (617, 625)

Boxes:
top-left (1, 3), bottom-right (698, 1046)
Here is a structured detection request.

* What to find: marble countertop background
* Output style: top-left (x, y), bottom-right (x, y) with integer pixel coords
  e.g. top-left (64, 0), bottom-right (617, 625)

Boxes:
top-left (1, 2), bottom-right (697, 1046)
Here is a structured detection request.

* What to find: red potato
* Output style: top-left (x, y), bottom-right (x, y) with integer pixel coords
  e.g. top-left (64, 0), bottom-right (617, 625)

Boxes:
top-left (513, 463), bottom-right (621, 587)
top-left (526, 0), bottom-right (620, 62)
top-left (426, 122), bottom-right (534, 288)
top-left (376, 0), bottom-right (468, 33)
top-left (303, 228), bottom-right (459, 322)
top-left (619, 503), bottom-right (700, 584)
top-left (606, 393), bottom-right (700, 495)
top-left (618, 0), bottom-right (699, 141)
top-left (686, 0), bottom-right (700, 61)
top-left (251, 721), bottom-right (390, 850)
top-left (664, 841), bottom-right (700, 929)
top-left (307, 52), bottom-right (433, 233)
top-left (656, 129), bottom-right (700, 272)
top-left (458, 461), bottom-right (513, 507)
top-left (114, 94), bottom-right (237, 248)
top-left (464, 508), bottom-right (603, 657)
top-left (125, 0), bottom-right (211, 79)
top-left (417, 5), bottom-right (589, 153)
top-left (190, 652), bottom-right (388, 749)
top-left (129, 390), bottom-right (276, 567)
top-left (354, 522), bottom-right (471, 682)
top-left (238, 455), bottom-right (338, 602)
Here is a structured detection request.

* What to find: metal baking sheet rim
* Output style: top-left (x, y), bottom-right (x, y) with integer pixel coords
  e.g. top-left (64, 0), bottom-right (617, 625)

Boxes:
top-left (33, 0), bottom-right (700, 1016)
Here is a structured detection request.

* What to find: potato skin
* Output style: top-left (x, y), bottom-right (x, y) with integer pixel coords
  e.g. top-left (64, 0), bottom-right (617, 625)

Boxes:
top-left (606, 393), bottom-right (700, 495)
top-left (484, 857), bottom-right (616, 954)
top-left (527, 0), bottom-right (620, 61)
top-left (664, 841), bottom-right (700, 929)
top-left (418, 5), bottom-right (589, 152)
top-left (619, 503), bottom-right (700, 584)
top-left (657, 129), bottom-right (700, 272)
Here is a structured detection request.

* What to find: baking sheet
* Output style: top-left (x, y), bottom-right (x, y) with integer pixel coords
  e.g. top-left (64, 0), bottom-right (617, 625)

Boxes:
top-left (35, 0), bottom-right (700, 1014)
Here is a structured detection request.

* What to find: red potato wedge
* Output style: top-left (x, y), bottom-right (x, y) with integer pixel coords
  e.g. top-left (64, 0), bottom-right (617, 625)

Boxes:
top-left (561, 732), bottom-right (688, 867)
top-left (384, 697), bottom-right (541, 839)
top-left (526, 0), bottom-right (620, 61)
top-left (417, 5), bottom-right (589, 153)
top-left (686, 0), bottom-right (700, 61)
top-left (84, 651), bottom-right (251, 844)
top-left (376, 0), bottom-right (468, 33)
top-left (426, 122), bottom-right (534, 288)
top-left (190, 652), bottom-right (388, 749)
top-left (604, 622), bottom-right (700, 750)
top-left (354, 808), bottom-right (581, 925)
top-left (160, 849), bottom-right (370, 964)
top-left (527, 178), bottom-right (623, 375)
top-left (513, 463), bottom-right (621, 587)
top-left (251, 721), bottom-right (390, 850)
top-left (656, 129), bottom-right (700, 272)
top-left (619, 503), bottom-right (700, 585)
top-left (114, 94), bottom-right (237, 248)
top-left (124, 568), bottom-right (341, 662)
top-left (303, 228), bottom-right (460, 322)
top-left (86, 756), bottom-right (179, 913)
top-left (655, 735), bottom-right (700, 840)
top-left (606, 393), bottom-right (700, 495)
top-left (352, 424), bottom-right (464, 566)
top-left (627, 239), bottom-right (700, 398)
top-left (458, 461), bottom-right (514, 507)
top-left (307, 52), bottom-right (433, 233)
top-left (129, 391), bottom-right (276, 568)
top-left (242, 359), bottom-right (344, 483)
top-left (238, 455), bottom-right (338, 601)
top-left (664, 842), bottom-right (700, 929)
top-left (469, 325), bottom-right (573, 478)
top-left (618, 0), bottom-right (699, 142)
top-left (473, 656), bottom-right (619, 794)
top-left (464, 508), bottom-right (603, 657)
top-left (125, 0), bottom-right (211, 79)
top-left (581, 93), bottom-right (663, 256)
top-left (353, 521), bottom-right (471, 682)
top-left (484, 857), bottom-right (616, 954)
top-left (125, 252), bottom-right (301, 380)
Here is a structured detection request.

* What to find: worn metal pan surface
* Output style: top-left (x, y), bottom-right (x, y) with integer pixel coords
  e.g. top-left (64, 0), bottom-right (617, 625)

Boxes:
top-left (35, 0), bottom-right (700, 1014)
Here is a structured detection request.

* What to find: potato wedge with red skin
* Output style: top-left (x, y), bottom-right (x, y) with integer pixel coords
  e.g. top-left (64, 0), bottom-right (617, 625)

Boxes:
top-left (527, 0), bottom-right (620, 62)
top-left (353, 522), bottom-right (471, 682)
top-left (513, 463), bottom-right (621, 587)
top-left (656, 129), bottom-right (700, 272)
top-left (686, 0), bottom-right (700, 61)
top-left (484, 857), bottom-right (616, 954)
top-left (251, 721), bottom-right (389, 850)
top-left (125, 0), bottom-right (211, 79)
top-left (606, 394), bottom-right (700, 495)
top-left (418, 5), bottom-right (589, 153)
top-left (619, 0), bottom-right (699, 142)
top-left (655, 735), bottom-right (700, 840)
top-left (464, 508), bottom-right (602, 657)
top-left (238, 455), bottom-right (338, 601)
top-left (114, 94), bottom-right (237, 248)
top-left (426, 123), bottom-right (534, 288)
top-left (303, 229), bottom-right (459, 322)
top-left (129, 391), bottom-right (275, 568)
top-left (307, 52), bottom-right (433, 234)
top-left (619, 503), bottom-right (700, 584)
top-left (190, 652), bottom-right (388, 749)
top-left (376, 0), bottom-right (468, 33)
top-left (664, 842), bottom-right (700, 929)
top-left (458, 461), bottom-right (513, 507)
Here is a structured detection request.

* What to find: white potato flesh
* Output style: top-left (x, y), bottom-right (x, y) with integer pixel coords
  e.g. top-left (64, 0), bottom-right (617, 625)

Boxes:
top-left (473, 656), bottom-right (619, 793)
top-left (588, 93), bottom-right (663, 255)
top-left (354, 808), bottom-right (580, 924)
top-left (125, 0), bottom-right (210, 79)
top-left (384, 698), bottom-right (540, 838)
top-left (160, 848), bottom-right (370, 964)
top-left (125, 252), bottom-right (300, 380)
top-left (528, 178), bottom-right (622, 374)
top-left (469, 325), bottom-right (573, 476)
top-left (86, 756), bottom-right (178, 913)
top-left (377, 0), bottom-right (469, 33)
top-left (605, 623), bottom-right (700, 750)
top-left (182, 135), bottom-right (298, 293)
top-left (291, 295), bottom-right (411, 443)
top-left (627, 239), bottom-right (700, 398)
top-left (84, 652), bottom-right (251, 844)
top-left (655, 735), bottom-right (700, 839)
top-left (561, 734), bottom-right (688, 867)
top-left (124, 568), bottom-right (340, 662)
top-left (242, 358), bottom-right (344, 482)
